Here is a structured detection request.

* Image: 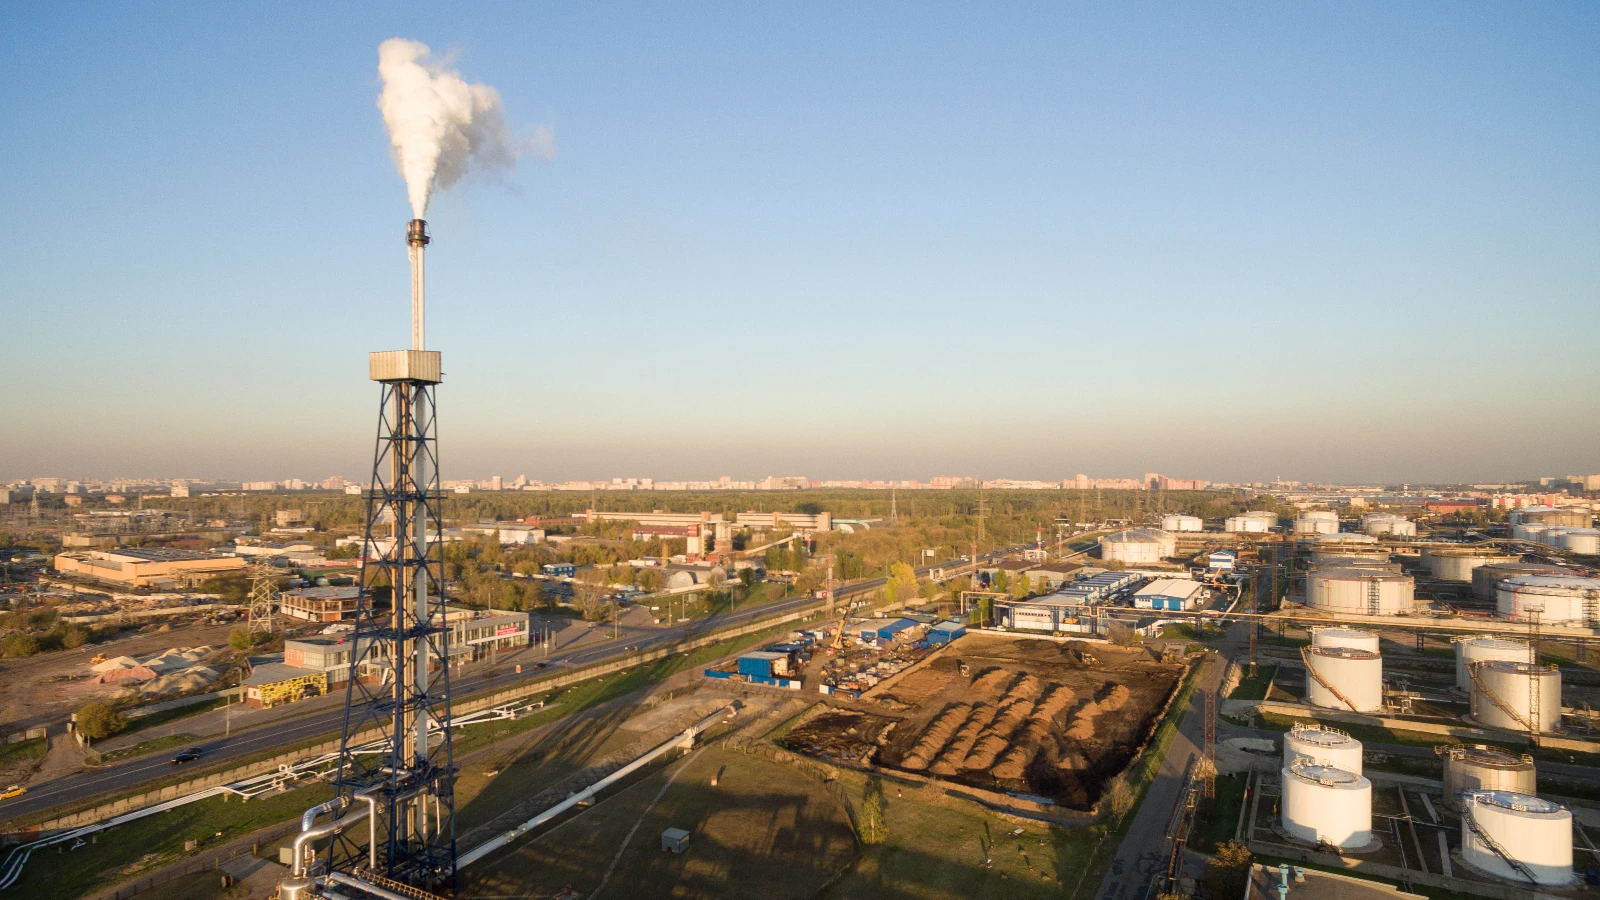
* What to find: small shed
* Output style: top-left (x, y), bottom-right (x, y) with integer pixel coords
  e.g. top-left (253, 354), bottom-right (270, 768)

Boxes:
top-left (737, 651), bottom-right (789, 678)
top-left (661, 827), bottom-right (691, 854)
top-left (927, 620), bottom-right (968, 646)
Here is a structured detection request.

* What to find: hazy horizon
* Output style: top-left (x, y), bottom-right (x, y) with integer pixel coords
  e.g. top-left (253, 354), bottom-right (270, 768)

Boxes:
top-left (4, 4), bottom-right (1597, 485)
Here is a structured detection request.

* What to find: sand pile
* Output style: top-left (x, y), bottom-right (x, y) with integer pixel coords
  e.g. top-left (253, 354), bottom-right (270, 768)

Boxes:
top-left (929, 705), bottom-right (998, 775)
top-left (901, 703), bottom-right (972, 770)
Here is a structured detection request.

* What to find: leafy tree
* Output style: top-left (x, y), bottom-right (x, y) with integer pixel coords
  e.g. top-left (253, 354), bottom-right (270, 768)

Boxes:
top-left (858, 776), bottom-right (888, 845)
top-left (1011, 573), bottom-right (1032, 599)
top-left (59, 626), bottom-right (89, 649)
top-left (1, 633), bottom-right (39, 658)
top-left (884, 562), bottom-right (918, 606)
top-left (1205, 840), bottom-right (1253, 898)
top-left (76, 701), bottom-right (126, 740)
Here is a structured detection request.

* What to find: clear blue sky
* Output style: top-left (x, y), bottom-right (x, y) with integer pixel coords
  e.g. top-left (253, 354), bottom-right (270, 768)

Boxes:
top-left (2, 3), bottom-right (1597, 485)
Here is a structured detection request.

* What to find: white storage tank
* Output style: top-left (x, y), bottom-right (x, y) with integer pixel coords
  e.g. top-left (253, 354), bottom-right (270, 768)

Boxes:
top-left (1496, 575), bottom-right (1600, 625)
top-left (1459, 790), bottom-right (1573, 886)
top-left (1281, 763), bottom-right (1373, 849)
top-left (1283, 723), bottom-right (1363, 774)
top-left (1225, 511), bottom-right (1278, 533)
top-left (1361, 514), bottom-right (1416, 537)
top-left (1428, 548), bottom-right (1520, 583)
top-left (1453, 636), bottom-right (1530, 691)
top-left (1539, 527), bottom-right (1573, 548)
top-left (1311, 626), bottom-right (1380, 654)
top-left (1311, 555), bottom-right (1402, 572)
top-left (1438, 745), bottom-right (1535, 810)
top-left (1472, 562), bottom-right (1569, 602)
top-left (1513, 523), bottom-right (1551, 543)
top-left (1512, 506), bottom-right (1592, 528)
top-left (1293, 511), bottom-right (1340, 536)
top-left (1160, 514), bottom-right (1203, 532)
top-left (1305, 568), bottom-right (1416, 615)
top-left (1558, 528), bottom-right (1600, 555)
top-left (1100, 528), bottom-right (1175, 565)
top-left (1469, 661), bottom-right (1561, 733)
top-left (1304, 646), bottom-right (1384, 712)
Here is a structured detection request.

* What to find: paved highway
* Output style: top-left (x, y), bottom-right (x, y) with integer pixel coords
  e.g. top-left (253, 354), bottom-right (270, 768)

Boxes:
top-left (0, 544), bottom-right (1030, 824)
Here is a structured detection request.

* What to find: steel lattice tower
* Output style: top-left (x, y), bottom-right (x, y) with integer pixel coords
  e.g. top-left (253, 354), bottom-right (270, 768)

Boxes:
top-left (246, 562), bottom-right (277, 635)
top-left (327, 219), bottom-right (458, 893)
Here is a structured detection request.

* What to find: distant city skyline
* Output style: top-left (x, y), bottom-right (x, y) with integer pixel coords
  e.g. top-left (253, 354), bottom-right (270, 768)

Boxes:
top-left (3, 5), bottom-right (1597, 484)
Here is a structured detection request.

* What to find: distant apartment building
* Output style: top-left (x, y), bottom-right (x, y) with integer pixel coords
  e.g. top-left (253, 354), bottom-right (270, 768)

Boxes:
top-left (733, 510), bottom-right (833, 533)
top-left (243, 481), bottom-right (277, 491)
top-left (170, 482), bottom-right (190, 498)
top-left (274, 509), bottom-right (305, 527)
top-left (54, 548), bottom-right (246, 587)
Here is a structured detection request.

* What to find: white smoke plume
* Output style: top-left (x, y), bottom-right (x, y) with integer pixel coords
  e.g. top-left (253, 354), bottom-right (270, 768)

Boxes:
top-left (377, 38), bottom-right (546, 218)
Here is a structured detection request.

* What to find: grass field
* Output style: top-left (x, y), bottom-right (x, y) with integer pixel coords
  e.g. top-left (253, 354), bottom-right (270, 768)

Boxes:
top-left (1228, 666), bottom-right (1278, 701)
top-left (468, 747), bottom-right (857, 899)
top-left (1190, 772), bottom-right (1248, 853)
top-left (3, 783), bottom-right (334, 900)
top-left (0, 737), bottom-right (47, 768)
top-left (93, 733), bottom-right (196, 765)
top-left (825, 770), bottom-right (1102, 900)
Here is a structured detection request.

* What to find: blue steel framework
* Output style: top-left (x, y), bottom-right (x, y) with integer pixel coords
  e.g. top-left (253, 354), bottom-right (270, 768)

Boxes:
top-left (328, 368), bottom-right (457, 893)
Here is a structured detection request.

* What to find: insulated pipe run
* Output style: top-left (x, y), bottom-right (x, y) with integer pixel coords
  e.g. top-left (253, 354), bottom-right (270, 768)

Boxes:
top-left (325, 871), bottom-right (421, 900)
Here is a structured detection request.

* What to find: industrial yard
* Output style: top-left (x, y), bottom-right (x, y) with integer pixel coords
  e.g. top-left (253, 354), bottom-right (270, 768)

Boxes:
top-left (784, 634), bottom-right (1187, 809)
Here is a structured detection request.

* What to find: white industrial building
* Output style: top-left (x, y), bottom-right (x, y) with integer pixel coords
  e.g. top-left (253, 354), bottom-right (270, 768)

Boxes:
top-left (1131, 579), bottom-right (1208, 611)
top-left (1360, 513), bottom-right (1416, 537)
top-left (1100, 529), bottom-right (1176, 565)
top-left (1160, 514), bottom-right (1203, 532)
top-left (1224, 511), bottom-right (1278, 533)
top-left (1293, 510), bottom-right (1340, 536)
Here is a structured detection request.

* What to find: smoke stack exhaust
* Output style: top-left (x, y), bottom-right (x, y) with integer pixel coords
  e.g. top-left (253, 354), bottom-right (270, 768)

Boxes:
top-left (407, 219), bottom-right (429, 350)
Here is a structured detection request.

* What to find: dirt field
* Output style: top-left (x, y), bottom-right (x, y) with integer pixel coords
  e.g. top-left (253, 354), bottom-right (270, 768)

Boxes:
top-left (784, 635), bottom-right (1184, 808)
top-left (465, 747), bottom-right (857, 899)
top-left (0, 621), bottom-right (238, 733)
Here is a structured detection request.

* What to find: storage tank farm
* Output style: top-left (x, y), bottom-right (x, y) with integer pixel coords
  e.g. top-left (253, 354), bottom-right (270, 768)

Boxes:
top-left (1283, 722), bottom-right (1363, 774)
top-left (1426, 548), bottom-right (1520, 583)
top-left (1459, 791), bottom-right (1574, 886)
top-left (1100, 528), bottom-right (1176, 564)
top-left (1225, 511), bottom-right (1278, 533)
top-left (1280, 762), bottom-right (1374, 850)
top-left (1293, 510), bottom-right (1340, 536)
top-left (1495, 575), bottom-right (1600, 625)
top-left (1361, 513), bottom-right (1416, 538)
top-left (1512, 506), bottom-right (1593, 528)
top-left (1309, 533), bottom-right (1390, 566)
top-left (1438, 745), bottom-right (1535, 810)
top-left (1468, 661), bottom-right (1561, 733)
top-left (1452, 636), bottom-right (1530, 691)
top-left (1160, 514), bottom-right (1203, 532)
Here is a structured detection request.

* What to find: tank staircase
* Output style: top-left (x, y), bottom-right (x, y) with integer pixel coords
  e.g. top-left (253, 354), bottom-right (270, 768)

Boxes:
top-left (1584, 589), bottom-right (1599, 630)
top-left (1367, 578), bottom-right (1381, 616)
top-left (1462, 802), bottom-right (1539, 885)
top-left (1300, 647), bottom-right (1362, 712)
top-left (1466, 661), bottom-right (1535, 733)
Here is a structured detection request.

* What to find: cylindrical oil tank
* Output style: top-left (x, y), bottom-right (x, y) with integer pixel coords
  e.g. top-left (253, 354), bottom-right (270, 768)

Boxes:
top-left (1496, 575), bottom-right (1600, 625)
top-left (1226, 512), bottom-right (1277, 533)
top-left (1100, 528), bottom-right (1174, 564)
top-left (1540, 527), bottom-right (1573, 548)
top-left (1305, 647), bottom-right (1384, 712)
top-left (1513, 523), bottom-right (1551, 543)
top-left (1294, 512), bottom-right (1340, 536)
top-left (1512, 506), bottom-right (1592, 528)
top-left (1429, 548), bottom-right (1520, 583)
top-left (1459, 791), bottom-right (1573, 886)
top-left (1453, 636), bottom-right (1530, 691)
top-left (1305, 568), bottom-right (1416, 615)
top-left (1438, 745), bottom-right (1535, 810)
top-left (1160, 514), bottom-right (1203, 532)
top-left (1283, 723), bottom-right (1363, 774)
top-left (1470, 661), bottom-right (1561, 733)
top-left (1361, 514), bottom-right (1416, 538)
top-left (1281, 763), bottom-right (1372, 849)
top-left (1311, 626), bottom-right (1380, 654)
top-left (1558, 529), bottom-right (1600, 555)
top-left (1472, 563), bottom-right (1568, 602)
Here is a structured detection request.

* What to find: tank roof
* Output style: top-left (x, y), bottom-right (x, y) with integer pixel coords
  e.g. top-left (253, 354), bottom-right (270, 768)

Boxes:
top-left (1458, 636), bottom-right (1528, 650)
top-left (1289, 726), bottom-right (1356, 747)
top-left (1477, 660), bottom-right (1557, 675)
top-left (1502, 574), bottom-right (1600, 591)
top-left (1314, 532), bottom-right (1377, 543)
top-left (1441, 745), bottom-right (1533, 768)
top-left (1288, 763), bottom-right (1364, 786)
top-left (1310, 568), bottom-right (1411, 582)
top-left (1467, 791), bottom-right (1565, 816)
top-left (1315, 627), bottom-right (1376, 638)
top-left (1308, 646), bottom-right (1380, 660)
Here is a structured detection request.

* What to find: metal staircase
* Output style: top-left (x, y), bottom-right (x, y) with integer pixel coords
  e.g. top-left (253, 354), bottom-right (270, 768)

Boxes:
top-left (1301, 647), bottom-right (1361, 712)
top-left (1367, 577), bottom-right (1381, 616)
top-left (1466, 661), bottom-right (1534, 732)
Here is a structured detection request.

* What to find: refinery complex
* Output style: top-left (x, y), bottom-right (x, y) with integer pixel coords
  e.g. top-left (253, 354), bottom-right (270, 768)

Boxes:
top-left (6, 11), bottom-right (1600, 900)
